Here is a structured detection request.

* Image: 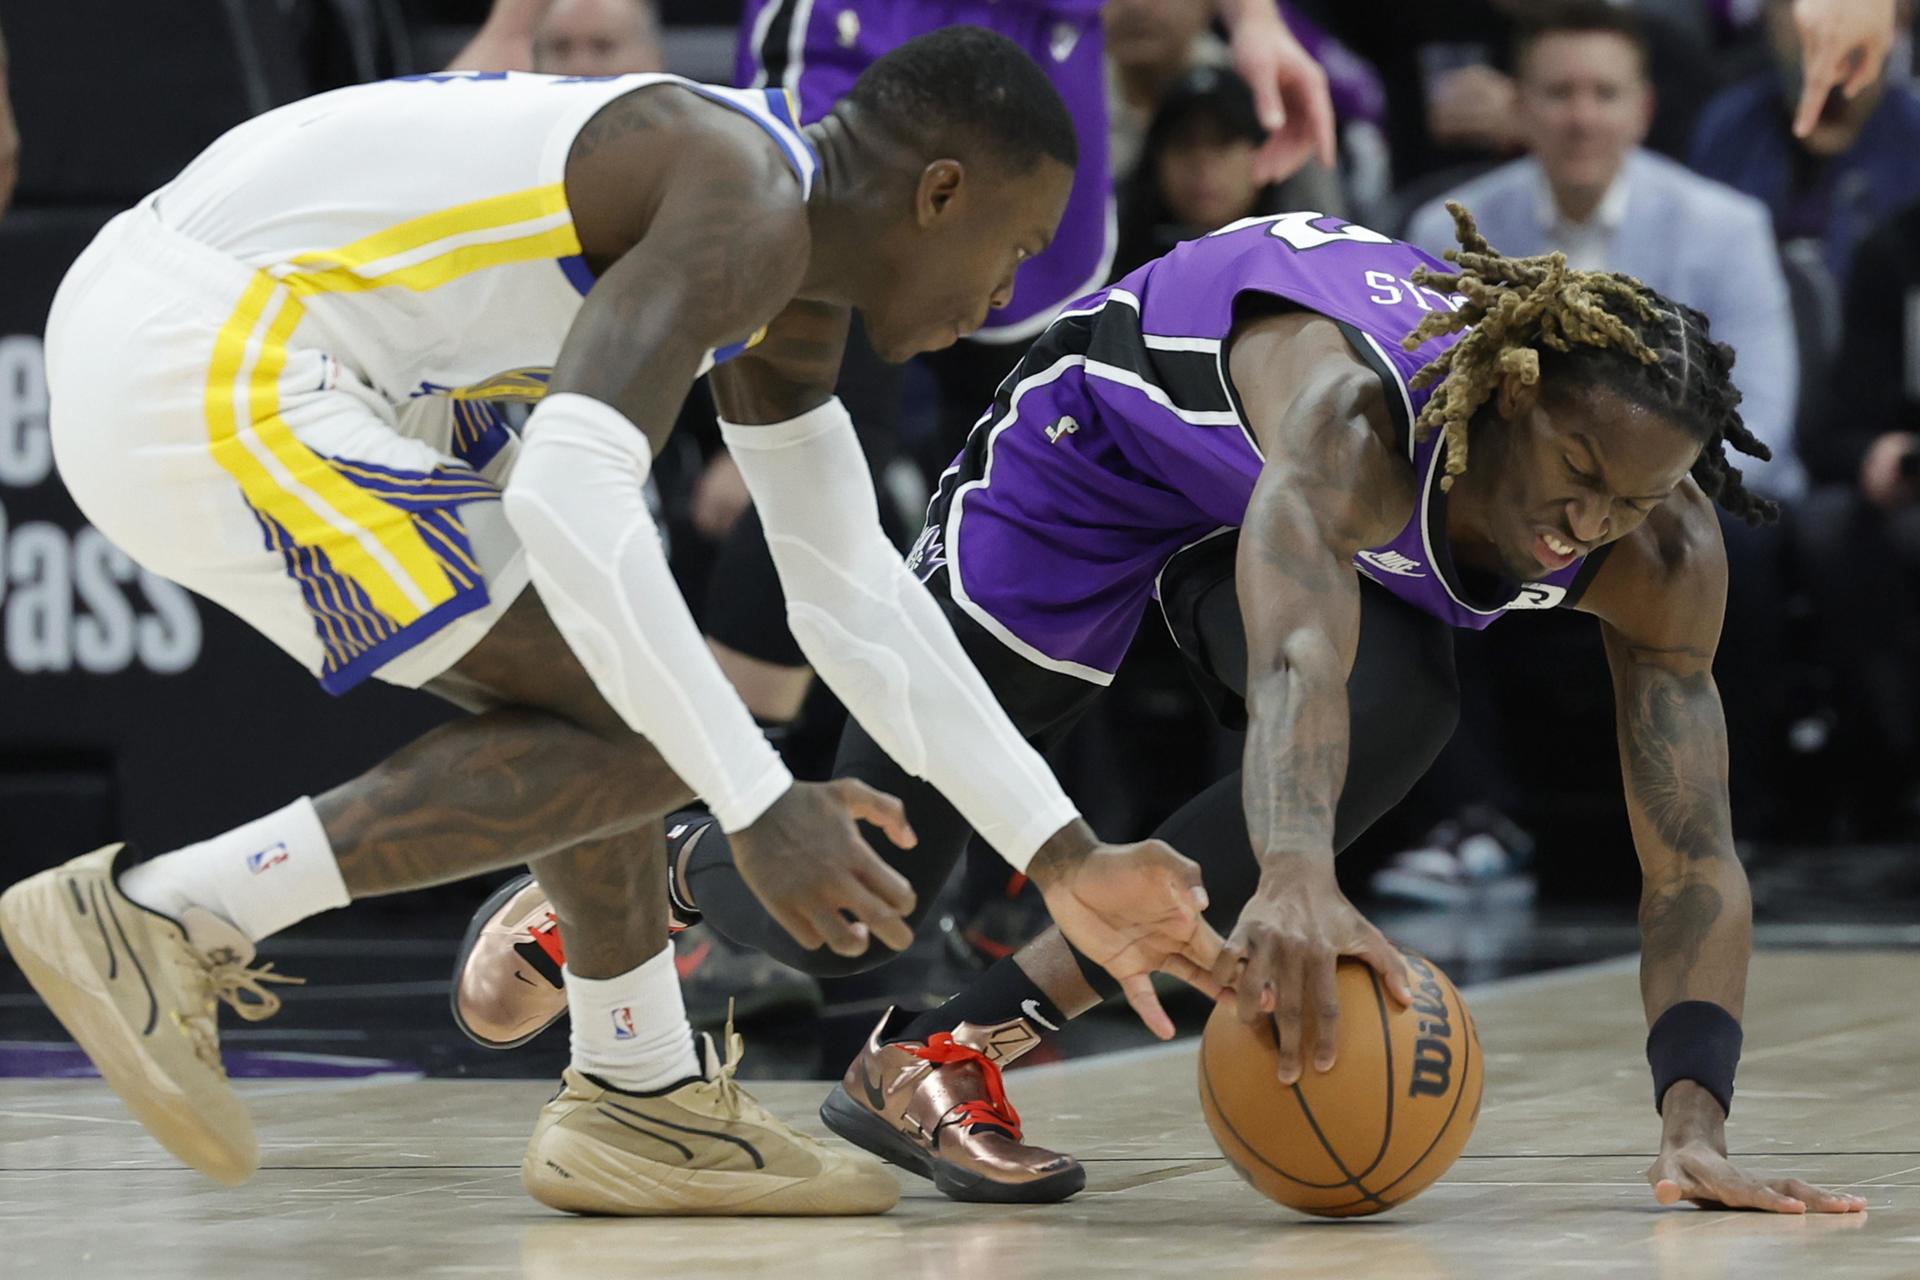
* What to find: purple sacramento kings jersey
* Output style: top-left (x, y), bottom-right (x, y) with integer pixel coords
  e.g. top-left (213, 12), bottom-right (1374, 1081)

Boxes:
top-left (909, 213), bottom-right (1598, 681)
top-left (736, 0), bottom-right (1111, 340)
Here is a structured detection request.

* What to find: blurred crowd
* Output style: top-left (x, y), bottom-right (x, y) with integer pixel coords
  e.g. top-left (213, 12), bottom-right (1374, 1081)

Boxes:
top-left (1, 0), bottom-right (1917, 987)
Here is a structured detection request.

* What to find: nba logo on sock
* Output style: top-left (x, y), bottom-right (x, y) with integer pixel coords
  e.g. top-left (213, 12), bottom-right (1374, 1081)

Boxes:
top-left (611, 1007), bottom-right (637, 1041)
top-left (246, 842), bottom-right (290, 874)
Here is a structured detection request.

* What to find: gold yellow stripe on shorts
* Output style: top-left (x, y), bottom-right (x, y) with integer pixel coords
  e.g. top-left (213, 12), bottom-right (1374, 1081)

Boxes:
top-left (206, 279), bottom-right (453, 622)
top-left (252, 290), bottom-right (463, 617)
top-left (205, 183), bottom-right (584, 629)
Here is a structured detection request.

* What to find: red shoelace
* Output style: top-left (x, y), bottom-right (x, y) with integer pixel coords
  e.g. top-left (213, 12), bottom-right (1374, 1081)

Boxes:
top-left (909, 1032), bottom-right (1024, 1140)
top-left (528, 913), bottom-right (567, 967)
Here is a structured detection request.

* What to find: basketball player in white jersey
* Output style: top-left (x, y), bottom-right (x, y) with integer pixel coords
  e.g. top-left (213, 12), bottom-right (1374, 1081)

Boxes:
top-left (0, 28), bottom-right (1224, 1215)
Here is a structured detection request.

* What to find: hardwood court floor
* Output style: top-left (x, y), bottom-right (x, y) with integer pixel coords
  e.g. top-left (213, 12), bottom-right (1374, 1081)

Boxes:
top-left (2, 950), bottom-right (1915, 1279)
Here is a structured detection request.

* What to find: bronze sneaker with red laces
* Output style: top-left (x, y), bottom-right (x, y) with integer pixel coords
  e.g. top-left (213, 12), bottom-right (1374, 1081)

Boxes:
top-left (818, 1008), bottom-right (1084, 1204)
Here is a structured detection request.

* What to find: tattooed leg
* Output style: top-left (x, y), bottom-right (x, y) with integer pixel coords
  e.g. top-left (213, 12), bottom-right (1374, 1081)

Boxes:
top-left (317, 590), bottom-right (694, 975)
top-left (530, 827), bottom-right (669, 980)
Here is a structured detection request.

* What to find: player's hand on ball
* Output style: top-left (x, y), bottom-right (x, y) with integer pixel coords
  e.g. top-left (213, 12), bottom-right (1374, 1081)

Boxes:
top-left (1033, 837), bottom-right (1225, 1040)
top-left (730, 779), bottom-right (919, 958)
top-left (1648, 1080), bottom-right (1868, 1214)
top-left (1213, 862), bottom-right (1412, 1085)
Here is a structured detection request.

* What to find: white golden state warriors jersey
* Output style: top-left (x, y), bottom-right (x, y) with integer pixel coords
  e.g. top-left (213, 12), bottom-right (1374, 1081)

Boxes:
top-left (151, 71), bottom-right (817, 415)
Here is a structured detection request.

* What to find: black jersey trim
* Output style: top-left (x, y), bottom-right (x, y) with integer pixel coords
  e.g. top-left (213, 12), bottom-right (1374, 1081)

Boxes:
top-left (1090, 290), bottom-right (1237, 420)
top-left (925, 304), bottom-right (1101, 535)
top-left (1417, 437), bottom-right (1524, 615)
top-left (926, 291), bottom-right (1244, 533)
top-left (750, 0), bottom-right (804, 89)
top-left (1334, 319), bottom-right (1412, 458)
top-left (1559, 540), bottom-right (1618, 610)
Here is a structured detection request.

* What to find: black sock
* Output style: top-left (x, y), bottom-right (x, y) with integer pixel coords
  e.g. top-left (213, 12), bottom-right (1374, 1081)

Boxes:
top-left (898, 952), bottom-right (1088, 1043)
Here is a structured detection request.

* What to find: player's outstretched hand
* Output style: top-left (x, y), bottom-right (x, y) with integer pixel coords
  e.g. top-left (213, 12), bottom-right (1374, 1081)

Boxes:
top-left (1211, 861), bottom-right (1412, 1084)
top-left (1793, 0), bottom-right (1896, 138)
top-left (1033, 838), bottom-right (1225, 1040)
top-left (1649, 1144), bottom-right (1869, 1214)
top-left (1226, 4), bottom-right (1337, 182)
top-left (730, 779), bottom-right (919, 959)
top-left (1648, 1080), bottom-right (1868, 1214)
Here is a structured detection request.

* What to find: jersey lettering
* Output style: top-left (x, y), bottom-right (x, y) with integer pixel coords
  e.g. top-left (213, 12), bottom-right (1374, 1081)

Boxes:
top-left (1264, 211), bottom-right (1396, 253)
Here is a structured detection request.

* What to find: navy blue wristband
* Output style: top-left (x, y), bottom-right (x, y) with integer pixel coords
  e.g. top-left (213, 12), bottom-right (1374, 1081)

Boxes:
top-left (1647, 1001), bottom-right (1743, 1117)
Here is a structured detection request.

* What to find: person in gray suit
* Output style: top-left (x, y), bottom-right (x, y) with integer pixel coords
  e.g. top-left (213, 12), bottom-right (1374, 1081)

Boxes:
top-left (1390, 0), bottom-right (1806, 884)
top-left (1408, 0), bottom-right (1800, 503)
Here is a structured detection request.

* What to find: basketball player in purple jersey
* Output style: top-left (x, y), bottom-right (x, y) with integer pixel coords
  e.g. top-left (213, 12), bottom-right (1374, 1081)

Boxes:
top-left (462, 203), bottom-right (1869, 1215)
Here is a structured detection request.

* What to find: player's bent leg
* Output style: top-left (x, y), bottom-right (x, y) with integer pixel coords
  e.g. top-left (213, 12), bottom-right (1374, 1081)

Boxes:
top-left (429, 603), bottom-right (898, 1215)
top-left (1, 592), bottom-right (694, 1185)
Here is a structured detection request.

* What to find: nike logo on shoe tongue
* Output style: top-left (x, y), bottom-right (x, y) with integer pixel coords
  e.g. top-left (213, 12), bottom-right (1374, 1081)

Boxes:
top-left (1021, 999), bottom-right (1060, 1032)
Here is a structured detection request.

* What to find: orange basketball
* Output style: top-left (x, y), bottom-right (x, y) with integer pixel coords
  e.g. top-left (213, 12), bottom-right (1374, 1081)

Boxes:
top-left (1198, 950), bottom-right (1484, 1217)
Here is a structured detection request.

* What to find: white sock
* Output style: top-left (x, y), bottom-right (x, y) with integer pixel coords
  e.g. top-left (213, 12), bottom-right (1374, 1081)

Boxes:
top-left (566, 945), bottom-right (701, 1093)
top-left (118, 797), bottom-right (349, 943)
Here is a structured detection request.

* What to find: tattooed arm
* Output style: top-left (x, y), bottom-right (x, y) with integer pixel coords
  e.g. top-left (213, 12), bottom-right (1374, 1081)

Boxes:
top-left (1579, 483), bottom-right (1860, 1214)
top-left (1579, 483), bottom-right (1749, 1033)
top-left (1210, 312), bottom-right (1417, 1081)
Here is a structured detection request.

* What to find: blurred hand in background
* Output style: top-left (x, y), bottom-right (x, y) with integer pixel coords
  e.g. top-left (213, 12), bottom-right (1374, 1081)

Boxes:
top-left (0, 22), bottom-right (18, 221)
top-left (1792, 0), bottom-right (1897, 138)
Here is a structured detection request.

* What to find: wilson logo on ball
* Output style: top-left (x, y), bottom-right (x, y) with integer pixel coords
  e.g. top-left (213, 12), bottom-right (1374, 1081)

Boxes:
top-left (1404, 951), bottom-right (1455, 1099)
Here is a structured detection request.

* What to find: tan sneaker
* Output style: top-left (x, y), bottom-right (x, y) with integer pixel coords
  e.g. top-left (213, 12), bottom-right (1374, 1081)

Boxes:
top-left (819, 1008), bottom-right (1084, 1203)
top-left (0, 845), bottom-right (302, 1185)
top-left (522, 1021), bottom-right (900, 1216)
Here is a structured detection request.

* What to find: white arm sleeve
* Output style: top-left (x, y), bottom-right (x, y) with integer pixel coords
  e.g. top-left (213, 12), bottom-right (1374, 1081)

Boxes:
top-left (502, 393), bottom-right (793, 832)
top-left (719, 398), bottom-right (1081, 870)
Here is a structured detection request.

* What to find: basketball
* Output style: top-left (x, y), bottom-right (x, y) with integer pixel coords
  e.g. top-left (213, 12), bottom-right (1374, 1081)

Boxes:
top-left (1198, 950), bottom-right (1483, 1217)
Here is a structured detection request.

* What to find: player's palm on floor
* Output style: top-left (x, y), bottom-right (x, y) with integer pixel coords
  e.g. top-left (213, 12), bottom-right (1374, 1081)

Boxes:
top-left (1040, 840), bottom-right (1226, 1040)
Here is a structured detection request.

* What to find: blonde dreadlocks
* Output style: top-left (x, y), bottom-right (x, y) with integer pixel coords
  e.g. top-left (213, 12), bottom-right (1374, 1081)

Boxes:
top-left (1402, 202), bottom-right (1776, 525)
